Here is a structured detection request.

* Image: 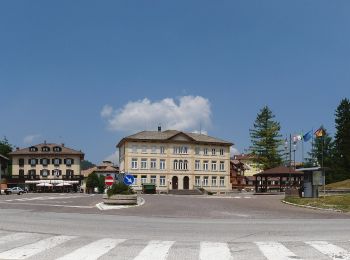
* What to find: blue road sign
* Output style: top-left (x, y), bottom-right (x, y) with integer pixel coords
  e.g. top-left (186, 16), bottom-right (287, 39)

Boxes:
top-left (123, 174), bottom-right (135, 186)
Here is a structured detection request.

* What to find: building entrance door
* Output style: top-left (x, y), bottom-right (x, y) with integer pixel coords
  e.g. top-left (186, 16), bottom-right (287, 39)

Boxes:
top-left (183, 176), bottom-right (189, 190)
top-left (172, 176), bottom-right (178, 190)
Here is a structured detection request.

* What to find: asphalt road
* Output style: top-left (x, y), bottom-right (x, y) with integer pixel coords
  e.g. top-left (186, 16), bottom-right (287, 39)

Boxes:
top-left (0, 193), bottom-right (349, 259)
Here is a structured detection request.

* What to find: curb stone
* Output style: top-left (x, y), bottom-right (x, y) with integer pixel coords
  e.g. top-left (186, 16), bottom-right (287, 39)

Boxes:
top-left (282, 200), bottom-right (344, 213)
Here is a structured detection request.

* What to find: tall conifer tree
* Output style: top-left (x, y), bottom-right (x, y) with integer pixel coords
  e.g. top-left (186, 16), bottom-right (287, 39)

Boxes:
top-left (250, 106), bottom-right (282, 170)
top-left (334, 98), bottom-right (350, 181)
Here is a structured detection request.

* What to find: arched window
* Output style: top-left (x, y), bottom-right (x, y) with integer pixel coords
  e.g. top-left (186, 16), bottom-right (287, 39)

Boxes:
top-left (174, 160), bottom-right (178, 170)
top-left (179, 160), bottom-right (183, 170)
top-left (42, 146), bottom-right (50, 152)
top-left (184, 160), bottom-right (188, 170)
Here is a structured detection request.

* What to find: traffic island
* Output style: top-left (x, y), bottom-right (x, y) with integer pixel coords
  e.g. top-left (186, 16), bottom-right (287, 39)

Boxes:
top-left (103, 194), bottom-right (138, 205)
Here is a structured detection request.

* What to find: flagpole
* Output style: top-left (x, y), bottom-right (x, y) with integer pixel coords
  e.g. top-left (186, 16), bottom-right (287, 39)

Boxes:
top-left (302, 129), bottom-right (304, 165)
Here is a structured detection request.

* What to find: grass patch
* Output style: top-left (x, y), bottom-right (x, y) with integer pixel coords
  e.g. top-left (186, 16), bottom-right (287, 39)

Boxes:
top-left (284, 194), bottom-right (350, 212)
top-left (326, 179), bottom-right (350, 189)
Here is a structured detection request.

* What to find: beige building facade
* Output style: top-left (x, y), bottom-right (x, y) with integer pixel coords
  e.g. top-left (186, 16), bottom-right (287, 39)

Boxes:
top-left (9, 142), bottom-right (84, 191)
top-left (117, 129), bottom-right (233, 194)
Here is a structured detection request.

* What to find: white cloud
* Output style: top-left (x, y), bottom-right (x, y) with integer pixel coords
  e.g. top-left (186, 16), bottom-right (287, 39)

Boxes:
top-left (101, 105), bottom-right (113, 118)
top-left (23, 134), bottom-right (41, 145)
top-left (230, 146), bottom-right (240, 157)
top-left (102, 96), bottom-right (212, 132)
top-left (104, 150), bottom-right (119, 165)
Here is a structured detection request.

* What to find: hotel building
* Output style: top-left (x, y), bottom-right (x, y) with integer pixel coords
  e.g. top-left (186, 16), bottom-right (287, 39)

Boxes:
top-left (117, 128), bottom-right (233, 194)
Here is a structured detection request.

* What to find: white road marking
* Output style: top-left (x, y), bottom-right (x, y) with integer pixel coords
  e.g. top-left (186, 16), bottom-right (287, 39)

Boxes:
top-left (0, 233), bottom-right (34, 245)
top-left (256, 241), bottom-right (303, 260)
top-left (244, 196), bottom-right (252, 199)
top-left (306, 241), bottom-right (350, 260)
top-left (133, 240), bottom-right (175, 260)
top-left (0, 235), bottom-right (75, 259)
top-left (55, 238), bottom-right (126, 260)
top-left (234, 196), bottom-right (241, 199)
top-left (0, 202), bottom-right (94, 208)
top-left (200, 242), bottom-right (233, 260)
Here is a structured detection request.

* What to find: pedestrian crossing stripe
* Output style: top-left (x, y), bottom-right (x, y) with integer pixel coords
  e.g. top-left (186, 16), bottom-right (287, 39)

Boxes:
top-left (0, 232), bottom-right (349, 260)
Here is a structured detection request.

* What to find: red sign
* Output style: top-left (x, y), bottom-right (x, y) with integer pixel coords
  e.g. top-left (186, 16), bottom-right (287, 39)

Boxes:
top-left (105, 176), bottom-right (114, 186)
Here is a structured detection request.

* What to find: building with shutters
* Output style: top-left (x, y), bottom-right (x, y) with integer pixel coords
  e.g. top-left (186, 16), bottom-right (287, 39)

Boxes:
top-left (9, 142), bottom-right (84, 191)
top-left (117, 128), bottom-right (233, 194)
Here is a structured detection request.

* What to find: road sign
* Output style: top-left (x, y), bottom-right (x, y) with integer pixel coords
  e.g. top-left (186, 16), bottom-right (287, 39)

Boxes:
top-left (105, 176), bottom-right (114, 186)
top-left (123, 174), bottom-right (135, 186)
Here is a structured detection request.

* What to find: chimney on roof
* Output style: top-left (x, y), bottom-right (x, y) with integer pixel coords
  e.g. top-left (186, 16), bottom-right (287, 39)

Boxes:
top-left (16, 147), bottom-right (20, 151)
top-left (158, 125), bottom-right (162, 132)
top-left (62, 143), bottom-right (65, 147)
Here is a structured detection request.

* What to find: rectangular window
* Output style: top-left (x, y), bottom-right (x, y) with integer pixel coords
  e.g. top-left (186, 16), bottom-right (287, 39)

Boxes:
top-left (132, 175), bottom-right (138, 186)
top-left (141, 159), bottom-right (147, 169)
top-left (131, 159), bottom-right (138, 169)
top-left (204, 148), bottom-right (208, 155)
top-left (150, 159), bottom-right (157, 169)
top-left (220, 161), bottom-right (225, 171)
top-left (151, 146), bottom-right (157, 154)
top-left (150, 175), bottom-right (157, 184)
top-left (142, 146), bottom-right (147, 153)
top-left (65, 159), bottom-right (72, 166)
top-left (203, 161), bottom-right (209, 171)
top-left (160, 176), bottom-right (166, 186)
top-left (211, 161), bottom-right (217, 171)
top-left (203, 176), bottom-right (209, 186)
top-left (212, 149), bottom-right (216, 156)
top-left (195, 160), bottom-right (200, 170)
top-left (220, 177), bottom-right (225, 187)
top-left (220, 148), bottom-right (224, 156)
top-left (141, 175), bottom-right (147, 184)
top-left (19, 170), bottom-right (24, 178)
top-left (54, 159), bottom-right (60, 166)
top-left (195, 147), bottom-right (200, 155)
top-left (19, 159), bottom-right (24, 167)
top-left (195, 176), bottom-right (201, 186)
top-left (183, 147), bottom-right (188, 154)
top-left (160, 159), bottom-right (166, 170)
top-left (212, 176), bottom-right (217, 186)
top-left (160, 146), bottom-right (165, 154)
top-left (30, 159), bottom-right (37, 166)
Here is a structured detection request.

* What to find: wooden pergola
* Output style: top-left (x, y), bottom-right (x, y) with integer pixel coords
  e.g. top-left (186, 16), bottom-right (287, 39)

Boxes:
top-left (254, 166), bottom-right (303, 193)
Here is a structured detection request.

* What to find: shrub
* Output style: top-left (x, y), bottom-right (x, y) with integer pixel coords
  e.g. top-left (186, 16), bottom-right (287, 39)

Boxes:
top-left (107, 183), bottom-right (135, 197)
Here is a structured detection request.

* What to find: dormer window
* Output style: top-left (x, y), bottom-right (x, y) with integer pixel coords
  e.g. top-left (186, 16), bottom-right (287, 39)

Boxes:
top-left (53, 146), bottom-right (62, 152)
top-left (29, 146), bottom-right (38, 152)
top-left (42, 146), bottom-right (50, 152)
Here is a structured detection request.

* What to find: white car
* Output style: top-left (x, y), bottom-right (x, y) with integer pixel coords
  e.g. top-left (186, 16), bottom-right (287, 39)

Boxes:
top-left (5, 187), bottom-right (25, 195)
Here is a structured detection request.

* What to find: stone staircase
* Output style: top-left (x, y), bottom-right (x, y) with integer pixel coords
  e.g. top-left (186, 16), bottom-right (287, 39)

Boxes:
top-left (168, 189), bottom-right (203, 195)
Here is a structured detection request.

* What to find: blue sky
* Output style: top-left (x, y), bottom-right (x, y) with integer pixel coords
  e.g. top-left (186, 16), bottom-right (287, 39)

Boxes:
top-left (1, 1), bottom-right (349, 164)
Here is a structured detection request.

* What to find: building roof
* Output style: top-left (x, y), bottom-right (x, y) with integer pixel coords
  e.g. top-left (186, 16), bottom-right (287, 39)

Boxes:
top-left (82, 162), bottom-right (119, 177)
top-left (234, 154), bottom-right (257, 161)
top-left (117, 130), bottom-right (233, 147)
top-left (254, 166), bottom-right (303, 177)
top-left (0, 154), bottom-right (9, 161)
top-left (9, 143), bottom-right (84, 158)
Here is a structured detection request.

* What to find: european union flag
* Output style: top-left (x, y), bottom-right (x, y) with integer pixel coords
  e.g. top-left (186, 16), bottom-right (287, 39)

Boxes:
top-left (303, 130), bottom-right (312, 142)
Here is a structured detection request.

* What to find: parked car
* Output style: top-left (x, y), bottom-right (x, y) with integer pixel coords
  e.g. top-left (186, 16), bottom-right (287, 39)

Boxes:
top-left (5, 187), bottom-right (25, 195)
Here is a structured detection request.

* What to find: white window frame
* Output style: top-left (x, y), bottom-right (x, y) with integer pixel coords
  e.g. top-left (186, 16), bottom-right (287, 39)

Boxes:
top-left (220, 148), bottom-right (224, 156)
top-left (212, 176), bottom-right (217, 186)
top-left (203, 161), bottom-right (209, 171)
top-left (220, 176), bottom-right (225, 187)
top-left (160, 146), bottom-right (165, 154)
top-left (131, 159), bottom-right (138, 169)
top-left (150, 159), bottom-right (157, 169)
top-left (195, 147), bottom-right (200, 155)
top-left (212, 148), bottom-right (216, 156)
top-left (160, 176), bottom-right (166, 186)
top-left (141, 159), bottom-right (147, 169)
top-left (160, 159), bottom-right (166, 170)
top-left (220, 161), bottom-right (225, 171)
top-left (150, 175), bottom-right (157, 184)
top-left (203, 176), bottom-right (209, 186)
top-left (211, 161), bottom-right (217, 171)
top-left (141, 175), bottom-right (147, 184)
top-left (195, 176), bottom-right (201, 186)
top-left (195, 160), bottom-right (200, 170)
top-left (204, 148), bottom-right (208, 155)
